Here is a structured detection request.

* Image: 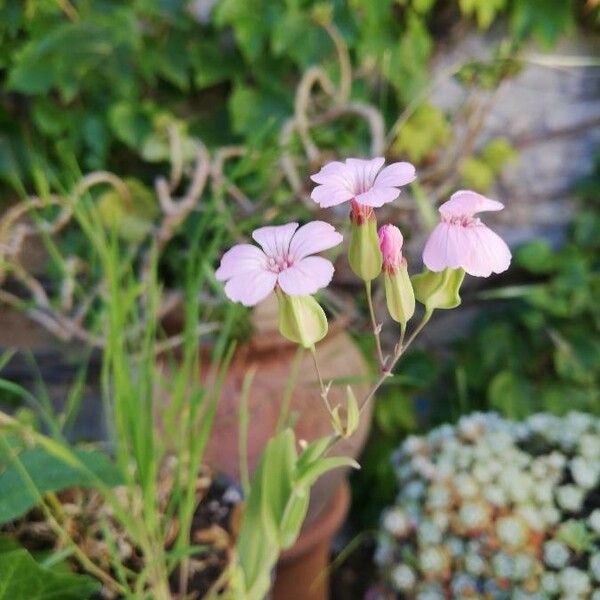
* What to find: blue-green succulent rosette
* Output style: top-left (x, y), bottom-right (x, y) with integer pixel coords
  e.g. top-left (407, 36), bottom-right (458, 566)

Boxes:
top-left (374, 412), bottom-right (600, 600)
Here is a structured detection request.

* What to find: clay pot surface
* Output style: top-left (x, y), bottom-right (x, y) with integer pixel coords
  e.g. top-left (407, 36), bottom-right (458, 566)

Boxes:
top-left (202, 296), bottom-right (373, 524)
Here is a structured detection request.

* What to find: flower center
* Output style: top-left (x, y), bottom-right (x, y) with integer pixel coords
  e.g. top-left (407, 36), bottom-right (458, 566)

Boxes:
top-left (442, 215), bottom-right (477, 227)
top-left (267, 254), bottom-right (293, 273)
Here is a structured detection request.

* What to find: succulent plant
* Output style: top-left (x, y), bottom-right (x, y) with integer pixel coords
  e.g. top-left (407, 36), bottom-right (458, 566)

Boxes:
top-left (375, 412), bottom-right (600, 599)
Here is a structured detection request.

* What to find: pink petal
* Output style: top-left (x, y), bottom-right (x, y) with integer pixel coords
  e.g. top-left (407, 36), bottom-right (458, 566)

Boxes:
top-left (252, 222), bottom-right (298, 257)
top-left (345, 157), bottom-right (385, 192)
top-left (288, 221), bottom-right (343, 261)
top-left (310, 161), bottom-right (354, 188)
top-left (215, 244), bottom-right (267, 281)
top-left (224, 270), bottom-right (277, 306)
top-left (277, 256), bottom-right (334, 295)
top-left (422, 223), bottom-right (467, 272)
top-left (374, 162), bottom-right (416, 188)
top-left (440, 190), bottom-right (504, 218)
top-left (355, 186), bottom-right (400, 207)
top-left (311, 184), bottom-right (355, 208)
top-left (461, 223), bottom-right (512, 277)
top-left (423, 222), bottom-right (512, 277)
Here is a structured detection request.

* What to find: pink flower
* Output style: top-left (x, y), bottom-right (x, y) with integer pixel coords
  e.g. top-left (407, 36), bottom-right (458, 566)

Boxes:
top-left (378, 224), bottom-right (406, 273)
top-left (422, 190), bottom-right (512, 277)
top-left (310, 157), bottom-right (416, 210)
top-left (215, 221), bottom-right (343, 306)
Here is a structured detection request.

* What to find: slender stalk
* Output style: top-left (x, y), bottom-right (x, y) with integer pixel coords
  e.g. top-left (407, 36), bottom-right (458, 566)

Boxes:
top-left (310, 347), bottom-right (332, 414)
top-left (276, 346), bottom-right (304, 433)
top-left (399, 322), bottom-right (407, 354)
top-left (365, 280), bottom-right (385, 369)
top-left (358, 309), bottom-right (433, 417)
top-left (239, 368), bottom-right (256, 496)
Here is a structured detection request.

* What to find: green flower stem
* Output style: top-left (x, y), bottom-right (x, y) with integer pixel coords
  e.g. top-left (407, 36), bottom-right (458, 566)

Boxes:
top-left (276, 346), bottom-right (305, 434)
top-left (365, 280), bottom-right (385, 369)
top-left (399, 321), bottom-right (407, 354)
top-left (358, 309), bottom-right (433, 418)
top-left (310, 346), bottom-right (333, 415)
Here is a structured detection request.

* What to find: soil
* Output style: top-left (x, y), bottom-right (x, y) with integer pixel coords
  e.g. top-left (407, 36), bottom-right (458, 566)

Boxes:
top-left (0, 472), bottom-right (242, 599)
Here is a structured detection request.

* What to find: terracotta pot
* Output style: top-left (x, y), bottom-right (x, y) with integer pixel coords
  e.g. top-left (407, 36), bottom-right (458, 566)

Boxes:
top-left (201, 295), bottom-right (373, 524)
top-left (273, 480), bottom-right (350, 600)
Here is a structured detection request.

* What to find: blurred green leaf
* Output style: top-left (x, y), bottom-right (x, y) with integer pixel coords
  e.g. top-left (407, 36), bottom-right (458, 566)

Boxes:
top-left (488, 370), bottom-right (535, 419)
top-left (0, 542), bottom-right (99, 600)
top-left (0, 447), bottom-right (122, 525)
top-left (392, 103), bottom-right (450, 163)
top-left (511, 0), bottom-right (575, 47)
top-left (460, 156), bottom-right (495, 191)
top-left (459, 0), bottom-right (508, 29)
top-left (515, 240), bottom-right (557, 274)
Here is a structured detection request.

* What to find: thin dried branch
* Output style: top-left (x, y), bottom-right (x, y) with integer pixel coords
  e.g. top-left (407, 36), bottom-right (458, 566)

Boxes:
top-left (152, 141), bottom-right (210, 251)
top-left (294, 66), bottom-right (336, 161)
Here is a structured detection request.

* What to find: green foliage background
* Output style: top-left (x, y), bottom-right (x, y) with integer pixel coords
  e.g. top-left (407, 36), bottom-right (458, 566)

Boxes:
top-left (1, 0), bottom-right (595, 195)
top-left (2, 0), bottom-right (600, 578)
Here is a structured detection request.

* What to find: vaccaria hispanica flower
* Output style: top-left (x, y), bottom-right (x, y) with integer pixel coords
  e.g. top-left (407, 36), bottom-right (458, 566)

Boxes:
top-left (423, 190), bottom-right (511, 277)
top-left (310, 157), bottom-right (416, 210)
top-left (311, 157), bottom-right (415, 282)
top-left (216, 221), bottom-right (342, 306)
top-left (216, 221), bottom-right (342, 348)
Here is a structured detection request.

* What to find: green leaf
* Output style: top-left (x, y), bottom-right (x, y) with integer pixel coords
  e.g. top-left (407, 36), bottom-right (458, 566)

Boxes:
top-left (412, 0), bottom-right (437, 14)
top-left (551, 331), bottom-right (600, 387)
top-left (345, 386), bottom-right (359, 439)
top-left (511, 0), bottom-right (575, 47)
top-left (0, 448), bottom-right (122, 525)
top-left (374, 392), bottom-right (416, 435)
top-left (0, 544), bottom-right (99, 600)
top-left (260, 429), bottom-right (296, 529)
top-left (236, 428), bottom-right (296, 600)
top-left (515, 240), bottom-right (557, 274)
top-left (235, 455), bottom-right (277, 600)
top-left (392, 103), bottom-right (450, 164)
top-left (481, 137), bottom-right (518, 167)
top-left (487, 370), bottom-right (535, 419)
top-left (7, 22), bottom-right (115, 98)
top-left (459, 0), bottom-right (507, 29)
top-left (228, 82), bottom-right (290, 136)
top-left (279, 490), bottom-right (310, 549)
top-left (97, 177), bottom-right (159, 243)
top-left (296, 436), bottom-right (333, 471)
top-left (460, 156), bottom-right (495, 192)
top-left (388, 12), bottom-right (433, 104)
top-left (295, 456), bottom-right (359, 490)
top-left (108, 101), bottom-right (154, 149)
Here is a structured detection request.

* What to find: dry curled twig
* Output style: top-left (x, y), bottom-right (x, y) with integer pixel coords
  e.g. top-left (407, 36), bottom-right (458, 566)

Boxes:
top-left (0, 18), bottom-right (487, 352)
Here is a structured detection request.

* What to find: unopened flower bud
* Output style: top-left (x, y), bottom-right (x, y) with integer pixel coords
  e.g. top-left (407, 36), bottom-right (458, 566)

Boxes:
top-left (348, 203), bottom-right (382, 282)
top-left (378, 224), bottom-right (415, 325)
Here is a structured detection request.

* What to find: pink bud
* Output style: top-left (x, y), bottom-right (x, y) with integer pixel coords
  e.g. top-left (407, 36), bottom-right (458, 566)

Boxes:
top-left (378, 224), bottom-right (404, 272)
